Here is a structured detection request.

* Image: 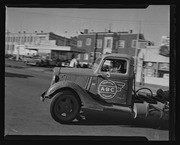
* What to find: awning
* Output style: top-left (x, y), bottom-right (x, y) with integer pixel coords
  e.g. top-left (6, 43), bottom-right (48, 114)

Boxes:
top-left (26, 45), bottom-right (85, 53)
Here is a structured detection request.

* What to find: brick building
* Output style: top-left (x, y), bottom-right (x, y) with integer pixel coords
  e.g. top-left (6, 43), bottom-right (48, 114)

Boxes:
top-left (76, 29), bottom-right (148, 64)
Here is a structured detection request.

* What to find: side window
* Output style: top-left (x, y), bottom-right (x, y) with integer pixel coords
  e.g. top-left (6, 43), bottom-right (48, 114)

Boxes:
top-left (84, 53), bottom-right (89, 60)
top-left (97, 39), bottom-right (102, 48)
top-left (132, 40), bottom-right (137, 48)
top-left (77, 54), bottom-right (81, 60)
top-left (101, 59), bottom-right (127, 74)
top-left (86, 38), bottom-right (91, 46)
top-left (77, 40), bottom-right (82, 47)
top-left (119, 40), bottom-right (125, 48)
top-left (106, 39), bottom-right (111, 48)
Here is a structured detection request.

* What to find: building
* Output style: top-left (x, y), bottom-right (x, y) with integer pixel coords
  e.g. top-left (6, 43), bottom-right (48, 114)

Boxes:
top-left (76, 29), bottom-right (147, 64)
top-left (5, 31), bottom-right (83, 60)
top-left (136, 46), bottom-right (169, 87)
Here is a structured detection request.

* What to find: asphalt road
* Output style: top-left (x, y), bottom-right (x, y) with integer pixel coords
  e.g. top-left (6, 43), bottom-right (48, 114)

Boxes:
top-left (5, 64), bottom-right (169, 140)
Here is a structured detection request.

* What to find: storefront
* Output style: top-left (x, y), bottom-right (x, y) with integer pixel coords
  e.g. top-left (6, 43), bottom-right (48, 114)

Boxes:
top-left (26, 45), bottom-right (85, 60)
top-left (136, 46), bottom-right (169, 87)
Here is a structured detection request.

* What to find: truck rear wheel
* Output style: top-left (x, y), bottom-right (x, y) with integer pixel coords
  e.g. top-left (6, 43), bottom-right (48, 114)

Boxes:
top-left (50, 90), bottom-right (81, 124)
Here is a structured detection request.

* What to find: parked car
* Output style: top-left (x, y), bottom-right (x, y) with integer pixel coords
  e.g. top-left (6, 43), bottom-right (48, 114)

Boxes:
top-left (21, 56), bottom-right (33, 63)
top-left (5, 54), bottom-right (13, 59)
top-left (25, 56), bottom-right (48, 66)
top-left (61, 59), bottom-right (71, 67)
top-left (8, 56), bottom-right (17, 60)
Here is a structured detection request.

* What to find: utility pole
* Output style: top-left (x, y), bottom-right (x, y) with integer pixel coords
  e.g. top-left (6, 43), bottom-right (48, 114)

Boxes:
top-left (109, 23), bottom-right (112, 32)
top-left (134, 20), bottom-right (141, 72)
top-left (134, 20), bottom-right (141, 85)
top-left (93, 32), bottom-right (98, 64)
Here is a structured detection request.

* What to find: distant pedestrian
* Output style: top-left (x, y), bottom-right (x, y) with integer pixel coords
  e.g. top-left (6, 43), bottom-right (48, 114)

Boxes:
top-left (69, 54), bottom-right (78, 68)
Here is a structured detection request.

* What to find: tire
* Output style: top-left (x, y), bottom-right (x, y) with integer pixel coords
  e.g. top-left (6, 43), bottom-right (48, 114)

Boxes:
top-left (50, 90), bottom-right (81, 124)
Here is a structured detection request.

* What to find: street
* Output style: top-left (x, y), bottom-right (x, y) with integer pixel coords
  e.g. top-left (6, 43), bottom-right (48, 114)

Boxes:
top-left (5, 62), bottom-right (169, 140)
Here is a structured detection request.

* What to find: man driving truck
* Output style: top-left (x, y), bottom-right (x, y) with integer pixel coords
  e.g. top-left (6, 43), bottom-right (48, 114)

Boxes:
top-left (110, 60), bottom-right (126, 74)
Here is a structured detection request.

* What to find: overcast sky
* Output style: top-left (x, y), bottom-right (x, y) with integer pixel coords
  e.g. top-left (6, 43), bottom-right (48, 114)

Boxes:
top-left (6, 5), bottom-right (170, 46)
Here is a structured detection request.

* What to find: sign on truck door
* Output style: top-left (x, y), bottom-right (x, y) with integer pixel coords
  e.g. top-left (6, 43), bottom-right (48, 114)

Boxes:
top-left (89, 56), bottom-right (133, 106)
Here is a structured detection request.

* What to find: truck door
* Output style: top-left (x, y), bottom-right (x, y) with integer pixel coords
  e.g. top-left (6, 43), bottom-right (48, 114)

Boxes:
top-left (96, 57), bottom-right (133, 106)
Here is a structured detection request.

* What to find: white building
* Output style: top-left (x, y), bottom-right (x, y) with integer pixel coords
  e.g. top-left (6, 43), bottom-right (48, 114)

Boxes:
top-left (5, 31), bottom-right (84, 60)
top-left (136, 46), bottom-right (169, 87)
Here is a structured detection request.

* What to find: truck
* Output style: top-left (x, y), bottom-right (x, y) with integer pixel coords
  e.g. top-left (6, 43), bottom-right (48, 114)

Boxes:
top-left (40, 53), bottom-right (169, 124)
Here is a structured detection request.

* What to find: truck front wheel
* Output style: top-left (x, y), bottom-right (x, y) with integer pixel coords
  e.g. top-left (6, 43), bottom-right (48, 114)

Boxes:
top-left (50, 90), bottom-right (81, 124)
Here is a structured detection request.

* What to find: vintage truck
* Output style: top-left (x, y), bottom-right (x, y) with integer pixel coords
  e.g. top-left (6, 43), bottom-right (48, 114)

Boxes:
top-left (41, 53), bottom-right (169, 124)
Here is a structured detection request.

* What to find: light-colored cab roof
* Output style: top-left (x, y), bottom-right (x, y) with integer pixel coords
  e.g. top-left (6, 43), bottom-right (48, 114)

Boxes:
top-left (102, 53), bottom-right (133, 60)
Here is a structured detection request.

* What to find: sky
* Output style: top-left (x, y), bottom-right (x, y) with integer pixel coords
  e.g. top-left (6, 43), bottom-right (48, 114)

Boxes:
top-left (6, 5), bottom-right (170, 46)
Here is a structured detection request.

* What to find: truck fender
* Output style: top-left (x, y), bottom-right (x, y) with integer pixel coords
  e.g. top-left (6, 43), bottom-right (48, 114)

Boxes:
top-left (45, 81), bottom-right (104, 110)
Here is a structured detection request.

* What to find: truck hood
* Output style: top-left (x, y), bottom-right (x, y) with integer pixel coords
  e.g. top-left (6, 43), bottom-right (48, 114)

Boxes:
top-left (53, 67), bottom-right (95, 90)
top-left (54, 67), bottom-right (94, 76)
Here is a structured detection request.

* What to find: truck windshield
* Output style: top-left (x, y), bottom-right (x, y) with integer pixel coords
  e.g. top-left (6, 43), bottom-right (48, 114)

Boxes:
top-left (95, 57), bottom-right (102, 65)
top-left (93, 57), bottom-right (102, 72)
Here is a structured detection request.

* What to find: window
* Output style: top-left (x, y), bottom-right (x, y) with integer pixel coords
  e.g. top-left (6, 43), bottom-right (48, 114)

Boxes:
top-left (27, 36), bottom-right (30, 42)
top-left (106, 39), bottom-right (111, 48)
top-left (104, 37), bottom-right (113, 49)
top-left (30, 36), bottom-right (33, 42)
top-left (12, 45), bottom-right (14, 51)
top-left (119, 40), bottom-right (125, 48)
top-left (39, 36), bottom-right (46, 41)
top-left (90, 52), bottom-right (94, 59)
top-left (101, 58), bottom-right (127, 74)
top-left (97, 39), bottom-right (102, 48)
top-left (21, 37), bottom-right (24, 43)
top-left (132, 40), bottom-right (137, 48)
top-left (84, 53), bottom-right (89, 60)
top-left (15, 37), bottom-right (18, 42)
top-left (139, 42), bottom-right (147, 48)
top-left (34, 37), bottom-right (38, 42)
top-left (94, 56), bottom-right (102, 65)
top-left (95, 52), bottom-right (101, 59)
top-left (86, 38), bottom-right (91, 46)
top-left (90, 52), bottom-right (101, 60)
top-left (12, 37), bottom-right (15, 42)
top-left (77, 54), bottom-right (81, 60)
top-left (77, 40), bottom-right (82, 47)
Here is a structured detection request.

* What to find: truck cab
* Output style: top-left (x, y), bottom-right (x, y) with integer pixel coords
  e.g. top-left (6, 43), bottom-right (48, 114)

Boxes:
top-left (92, 54), bottom-right (134, 106)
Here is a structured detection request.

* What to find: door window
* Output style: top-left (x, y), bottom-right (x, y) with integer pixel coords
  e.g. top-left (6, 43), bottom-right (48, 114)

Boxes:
top-left (101, 58), bottom-right (127, 74)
